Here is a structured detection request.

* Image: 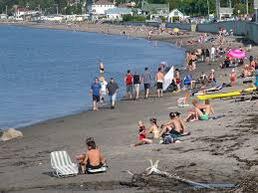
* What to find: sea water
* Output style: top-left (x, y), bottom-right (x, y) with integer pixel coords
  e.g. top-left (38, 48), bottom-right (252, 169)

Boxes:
top-left (0, 25), bottom-right (185, 129)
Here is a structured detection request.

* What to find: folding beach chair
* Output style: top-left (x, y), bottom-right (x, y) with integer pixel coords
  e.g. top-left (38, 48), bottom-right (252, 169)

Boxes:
top-left (50, 151), bottom-right (78, 177)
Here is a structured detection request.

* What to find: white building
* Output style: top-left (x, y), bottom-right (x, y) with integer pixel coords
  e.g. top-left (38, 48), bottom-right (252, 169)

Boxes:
top-left (218, 7), bottom-right (233, 20)
top-left (14, 8), bottom-right (40, 18)
top-left (167, 9), bottom-right (185, 22)
top-left (106, 8), bottom-right (133, 21)
top-left (0, 14), bottom-right (8, 20)
top-left (89, 0), bottom-right (115, 15)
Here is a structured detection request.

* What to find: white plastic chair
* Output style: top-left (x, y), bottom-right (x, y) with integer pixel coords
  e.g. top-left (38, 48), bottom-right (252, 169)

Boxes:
top-left (50, 151), bottom-right (78, 177)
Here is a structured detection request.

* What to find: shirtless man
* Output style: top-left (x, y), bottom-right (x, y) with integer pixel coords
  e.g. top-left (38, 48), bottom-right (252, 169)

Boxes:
top-left (77, 138), bottom-right (106, 174)
top-left (156, 67), bottom-right (164, 98)
top-left (159, 112), bottom-right (189, 137)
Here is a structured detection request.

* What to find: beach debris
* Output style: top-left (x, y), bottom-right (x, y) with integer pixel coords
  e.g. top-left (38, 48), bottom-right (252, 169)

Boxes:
top-left (125, 160), bottom-right (237, 190)
top-left (0, 128), bottom-right (23, 141)
top-left (144, 160), bottom-right (214, 189)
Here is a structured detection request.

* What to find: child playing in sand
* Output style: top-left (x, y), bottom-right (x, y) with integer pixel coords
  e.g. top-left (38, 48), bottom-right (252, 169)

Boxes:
top-left (133, 121), bottom-right (152, 147)
top-left (76, 137), bottom-right (106, 174)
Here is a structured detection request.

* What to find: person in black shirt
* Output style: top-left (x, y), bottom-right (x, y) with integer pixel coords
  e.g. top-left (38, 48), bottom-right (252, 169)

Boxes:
top-left (106, 78), bottom-right (119, 109)
top-left (133, 72), bottom-right (141, 100)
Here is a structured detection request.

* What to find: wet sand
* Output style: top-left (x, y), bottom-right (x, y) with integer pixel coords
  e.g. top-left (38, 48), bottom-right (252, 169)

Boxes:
top-left (0, 22), bottom-right (257, 193)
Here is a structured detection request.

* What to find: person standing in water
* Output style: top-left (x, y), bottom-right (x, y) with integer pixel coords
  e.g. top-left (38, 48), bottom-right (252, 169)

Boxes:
top-left (90, 78), bottom-right (101, 111)
top-left (99, 76), bottom-right (108, 104)
top-left (124, 70), bottom-right (134, 99)
top-left (156, 67), bottom-right (164, 98)
top-left (99, 62), bottom-right (105, 74)
top-left (133, 71), bottom-right (141, 100)
top-left (106, 78), bottom-right (119, 109)
top-left (142, 67), bottom-right (152, 99)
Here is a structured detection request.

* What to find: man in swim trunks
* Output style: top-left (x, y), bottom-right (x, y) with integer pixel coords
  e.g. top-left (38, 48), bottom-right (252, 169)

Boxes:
top-left (84, 138), bottom-right (106, 173)
top-left (156, 67), bottom-right (164, 98)
top-left (76, 138), bottom-right (106, 174)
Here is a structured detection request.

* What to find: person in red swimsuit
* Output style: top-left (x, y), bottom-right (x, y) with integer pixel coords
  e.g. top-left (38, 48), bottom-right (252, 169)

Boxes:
top-left (133, 121), bottom-right (153, 147)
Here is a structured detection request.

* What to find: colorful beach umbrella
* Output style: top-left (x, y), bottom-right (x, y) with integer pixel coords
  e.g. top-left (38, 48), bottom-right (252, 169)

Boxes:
top-left (227, 49), bottom-right (246, 59)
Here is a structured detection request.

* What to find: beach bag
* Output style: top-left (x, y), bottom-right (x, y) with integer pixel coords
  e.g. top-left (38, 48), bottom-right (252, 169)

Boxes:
top-left (163, 134), bottom-right (174, 144)
top-left (183, 75), bottom-right (192, 86)
top-left (126, 74), bottom-right (133, 85)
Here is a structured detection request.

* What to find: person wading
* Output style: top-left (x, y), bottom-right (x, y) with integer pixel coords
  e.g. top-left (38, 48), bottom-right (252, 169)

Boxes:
top-left (106, 78), bottom-right (119, 109)
top-left (90, 78), bottom-right (101, 111)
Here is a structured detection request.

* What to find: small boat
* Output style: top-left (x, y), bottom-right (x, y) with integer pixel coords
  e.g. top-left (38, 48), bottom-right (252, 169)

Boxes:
top-left (197, 86), bottom-right (256, 101)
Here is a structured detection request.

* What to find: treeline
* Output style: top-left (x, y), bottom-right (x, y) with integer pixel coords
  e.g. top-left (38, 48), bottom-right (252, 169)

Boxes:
top-left (0, 0), bottom-right (84, 15)
top-left (0, 0), bottom-right (255, 16)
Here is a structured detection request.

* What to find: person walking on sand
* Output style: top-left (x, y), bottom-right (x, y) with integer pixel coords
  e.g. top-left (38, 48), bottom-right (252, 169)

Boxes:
top-left (124, 70), bottom-right (134, 99)
top-left (210, 45), bottom-right (216, 62)
top-left (133, 71), bottom-right (141, 100)
top-left (106, 78), bottom-right (119, 109)
top-left (156, 67), bottom-right (164, 98)
top-left (90, 78), bottom-right (101, 111)
top-left (141, 67), bottom-right (152, 99)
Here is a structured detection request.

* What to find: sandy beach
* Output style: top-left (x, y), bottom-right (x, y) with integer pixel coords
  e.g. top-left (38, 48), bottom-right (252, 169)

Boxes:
top-left (0, 22), bottom-right (257, 193)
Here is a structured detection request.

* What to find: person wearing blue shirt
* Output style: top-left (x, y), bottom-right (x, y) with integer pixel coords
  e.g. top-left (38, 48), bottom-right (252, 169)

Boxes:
top-left (90, 78), bottom-right (101, 111)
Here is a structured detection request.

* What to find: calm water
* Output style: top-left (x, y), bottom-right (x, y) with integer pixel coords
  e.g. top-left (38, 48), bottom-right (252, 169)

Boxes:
top-left (0, 25), bottom-right (185, 129)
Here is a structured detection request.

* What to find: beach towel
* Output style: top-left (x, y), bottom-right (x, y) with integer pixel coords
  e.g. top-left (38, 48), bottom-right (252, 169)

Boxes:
top-left (209, 115), bottom-right (226, 120)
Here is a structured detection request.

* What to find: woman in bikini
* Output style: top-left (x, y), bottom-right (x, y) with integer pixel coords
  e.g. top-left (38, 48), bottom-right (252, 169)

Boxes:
top-left (148, 118), bottom-right (160, 139)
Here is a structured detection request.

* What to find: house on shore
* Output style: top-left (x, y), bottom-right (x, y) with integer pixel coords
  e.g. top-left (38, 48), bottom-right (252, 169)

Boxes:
top-left (106, 7), bottom-right (133, 21)
top-left (167, 9), bottom-right (185, 22)
top-left (141, 0), bottom-right (169, 21)
top-left (87, 0), bottom-right (116, 15)
top-left (0, 14), bottom-right (8, 20)
top-left (218, 7), bottom-right (233, 20)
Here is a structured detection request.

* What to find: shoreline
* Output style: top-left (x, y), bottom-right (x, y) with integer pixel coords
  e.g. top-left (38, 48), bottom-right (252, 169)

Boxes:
top-left (0, 22), bottom-right (257, 193)
top-left (0, 21), bottom-right (188, 131)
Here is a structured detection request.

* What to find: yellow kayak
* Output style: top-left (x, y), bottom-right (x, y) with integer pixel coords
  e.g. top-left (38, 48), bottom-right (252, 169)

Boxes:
top-left (197, 86), bottom-right (256, 101)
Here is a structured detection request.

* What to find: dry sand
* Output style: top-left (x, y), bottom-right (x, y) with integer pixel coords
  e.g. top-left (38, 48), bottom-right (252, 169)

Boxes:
top-left (0, 22), bottom-right (257, 193)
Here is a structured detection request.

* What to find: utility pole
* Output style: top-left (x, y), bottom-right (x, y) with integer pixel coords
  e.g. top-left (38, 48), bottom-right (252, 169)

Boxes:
top-left (56, 4), bottom-right (59, 15)
top-left (246, 0), bottom-right (249, 14)
top-left (207, 0), bottom-right (210, 17)
top-left (216, 0), bottom-right (220, 19)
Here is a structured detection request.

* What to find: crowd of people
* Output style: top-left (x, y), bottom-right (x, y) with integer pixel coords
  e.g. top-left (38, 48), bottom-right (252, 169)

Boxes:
top-left (81, 28), bottom-right (258, 175)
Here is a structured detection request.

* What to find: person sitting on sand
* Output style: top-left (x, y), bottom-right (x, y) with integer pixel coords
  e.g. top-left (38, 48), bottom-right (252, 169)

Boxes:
top-left (76, 138), bottom-right (106, 174)
top-left (133, 121), bottom-right (153, 147)
top-left (148, 118), bottom-right (160, 139)
top-left (160, 112), bottom-right (190, 138)
top-left (186, 99), bottom-right (214, 122)
top-left (208, 69), bottom-right (216, 85)
top-left (177, 92), bottom-right (190, 107)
